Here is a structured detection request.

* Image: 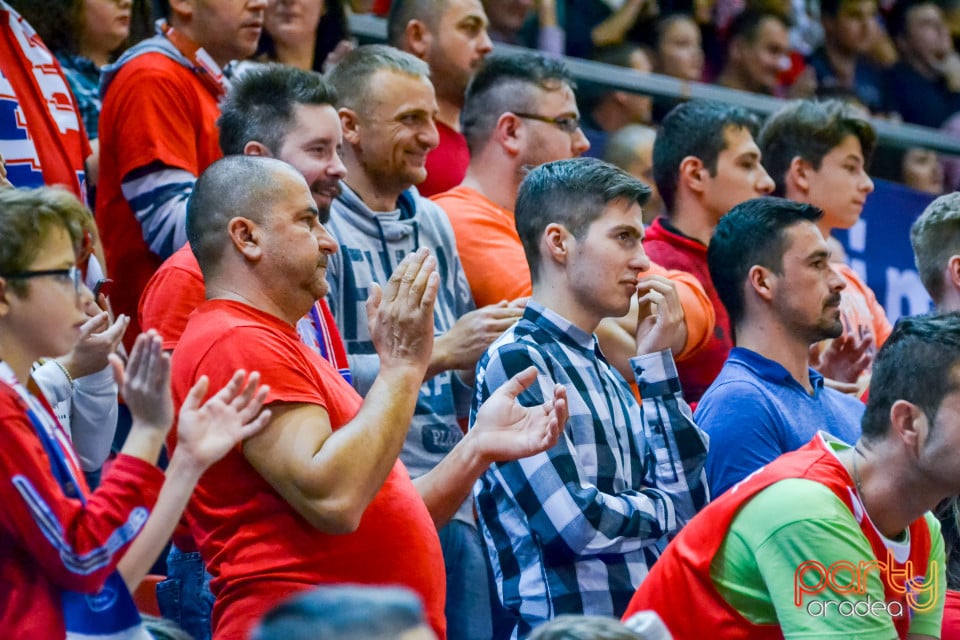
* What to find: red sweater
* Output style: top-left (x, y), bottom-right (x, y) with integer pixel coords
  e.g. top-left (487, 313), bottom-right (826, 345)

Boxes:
top-left (0, 378), bottom-right (164, 638)
top-left (643, 217), bottom-right (732, 402)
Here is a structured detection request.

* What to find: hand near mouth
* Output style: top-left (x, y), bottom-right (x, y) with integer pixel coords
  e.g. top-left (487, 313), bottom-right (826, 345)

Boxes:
top-left (634, 275), bottom-right (687, 357)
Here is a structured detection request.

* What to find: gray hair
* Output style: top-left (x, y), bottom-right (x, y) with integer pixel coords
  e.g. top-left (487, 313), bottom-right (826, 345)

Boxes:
top-left (326, 44), bottom-right (430, 115)
top-left (911, 192), bottom-right (960, 305)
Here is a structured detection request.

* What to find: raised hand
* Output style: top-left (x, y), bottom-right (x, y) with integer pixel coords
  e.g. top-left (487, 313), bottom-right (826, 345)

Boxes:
top-left (634, 275), bottom-right (686, 356)
top-left (810, 328), bottom-right (875, 385)
top-left (175, 370), bottom-right (271, 471)
top-left (366, 247), bottom-right (440, 375)
top-left (109, 330), bottom-right (173, 433)
top-left (471, 366), bottom-right (567, 463)
top-left (59, 312), bottom-right (129, 379)
top-left (433, 301), bottom-right (524, 374)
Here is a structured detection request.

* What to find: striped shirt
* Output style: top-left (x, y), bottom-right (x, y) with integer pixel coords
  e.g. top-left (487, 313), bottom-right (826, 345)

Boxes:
top-left (472, 301), bottom-right (709, 638)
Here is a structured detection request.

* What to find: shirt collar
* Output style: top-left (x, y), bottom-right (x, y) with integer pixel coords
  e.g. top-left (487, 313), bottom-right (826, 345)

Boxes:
top-left (730, 347), bottom-right (824, 392)
top-left (524, 300), bottom-right (602, 355)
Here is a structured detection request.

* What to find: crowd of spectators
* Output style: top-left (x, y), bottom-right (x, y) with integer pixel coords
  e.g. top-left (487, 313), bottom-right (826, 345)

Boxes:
top-left (2, 0), bottom-right (960, 639)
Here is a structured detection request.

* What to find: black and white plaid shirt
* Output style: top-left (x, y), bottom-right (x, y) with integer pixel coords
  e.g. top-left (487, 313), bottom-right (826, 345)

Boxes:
top-left (472, 301), bottom-right (709, 638)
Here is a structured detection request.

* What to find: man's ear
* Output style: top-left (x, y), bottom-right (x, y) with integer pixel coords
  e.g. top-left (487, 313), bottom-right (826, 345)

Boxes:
top-left (243, 141), bottom-right (273, 157)
top-left (946, 255), bottom-right (960, 296)
top-left (339, 108), bottom-right (361, 145)
top-left (890, 399), bottom-right (926, 454)
top-left (543, 223), bottom-right (572, 265)
top-left (678, 156), bottom-right (706, 195)
top-left (167, 0), bottom-right (192, 24)
top-left (747, 264), bottom-right (775, 301)
top-left (786, 156), bottom-right (811, 196)
top-left (228, 217), bottom-right (262, 262)
top-left (0, 277), bottom-right (10, 318)
top-left (497, 112), bottom-right (524, 156)
top-left (405, 19), bottom-right (433, 59)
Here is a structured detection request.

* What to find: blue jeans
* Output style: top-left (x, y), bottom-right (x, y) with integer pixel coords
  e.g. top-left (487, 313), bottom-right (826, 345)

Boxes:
top-left (156, 545), bottom-right (214, 640)
top-left (439, 519), bottom-right (505, 640)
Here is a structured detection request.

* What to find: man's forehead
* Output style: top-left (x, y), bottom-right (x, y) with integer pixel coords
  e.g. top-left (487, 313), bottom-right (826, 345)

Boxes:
top-left (444, 0), bottom-right (489, 20)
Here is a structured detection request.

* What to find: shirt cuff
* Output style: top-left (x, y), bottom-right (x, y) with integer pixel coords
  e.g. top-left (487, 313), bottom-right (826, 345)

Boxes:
top-left (630, 350), bottom-right (683, 397)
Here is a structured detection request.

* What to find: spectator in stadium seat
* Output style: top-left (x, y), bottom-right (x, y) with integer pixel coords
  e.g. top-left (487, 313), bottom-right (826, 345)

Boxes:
top-left (643, 100), bottom-right (775, 402)
top-left (386, 0), bottom-right (493, 196)
top-left (697, 197), bottom-right (864, 496)
top-left (759, 99), bottom-right (885, 392)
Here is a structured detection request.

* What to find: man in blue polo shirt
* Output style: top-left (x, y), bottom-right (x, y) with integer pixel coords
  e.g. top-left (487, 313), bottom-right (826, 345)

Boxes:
top-left (696, 197), bottom-right (863, 496)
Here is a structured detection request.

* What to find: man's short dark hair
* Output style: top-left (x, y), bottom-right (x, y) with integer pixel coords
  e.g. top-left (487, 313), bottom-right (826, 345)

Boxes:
top-left (820, 0), bottom-right (877, 18)
top-left (251, 586), bottom-right (427, 640)
top-left (652, 101), bottom-right (761, 213)
top-left (218, 64), bottom-right (338, 156)
top-left (758, 99), bottom-right (877, 196)
top-left (461, 51), bottom-right (575, 155)
top-left (862, 312), bottom-right (960, 439)
top-left (708, 197), bottom-right (823, 327)
top-left (911, 192), bottom-right (960, 305)
top-left (727, 9), bottom-right (792, 44)
top-left (386, 0), bottom-right (446, 48)
top-left (886, 0), bottom-right (938, 39)
top-left (186, 156), bottom-right (298, 276)
top-left (516, 158), bottom-right (650, 282)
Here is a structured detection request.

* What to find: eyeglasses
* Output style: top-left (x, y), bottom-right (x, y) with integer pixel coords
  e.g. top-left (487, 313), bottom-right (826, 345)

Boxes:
top-left (1, 266), bottom-right (82, 293)
top-left (512, 112), bottom-right (582, 134)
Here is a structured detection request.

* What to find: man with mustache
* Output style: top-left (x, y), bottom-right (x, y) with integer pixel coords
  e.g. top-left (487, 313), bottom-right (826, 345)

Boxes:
top-left (695, 197), bottom-right (864, 496)
top-left (138, 64), bottom-right (350, 640)
top-left (759, 99), bottom-right (883, 391)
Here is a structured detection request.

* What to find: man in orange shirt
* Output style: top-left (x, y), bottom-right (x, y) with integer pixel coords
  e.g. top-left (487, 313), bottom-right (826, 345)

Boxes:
top-left (433, 51), bottom-right (715, 383)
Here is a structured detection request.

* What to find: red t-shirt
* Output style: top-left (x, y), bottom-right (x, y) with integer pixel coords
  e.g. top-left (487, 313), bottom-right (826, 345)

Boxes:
top-left (419, 120), bottom-right (469, 198)
top-left (0, 3), bottom-right (90, 199)
top-left (170, 300), bottom-right (446, 640)
top-left (0, 378), bottom-right (164, 638)
top-left (943, 590), bottom-right (960, 640)
top-left (96, 52), bottom-right (222, 351)
top-left (643, 216), bottom-right (732, 402)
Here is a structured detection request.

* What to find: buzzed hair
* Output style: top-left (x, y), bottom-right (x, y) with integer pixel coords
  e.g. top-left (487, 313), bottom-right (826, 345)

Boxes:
top-left (911, 192), bottom-right (960, 305)
top-left (386, 0), bottom-right (447, 48)
top-left (603, 124), bottom-right (658, 172)
top-left (218, 64), bottom-right (338, 156)
top-left (186, 156), bottom-right (302, 276)
top-left (758, 99), bottom-right (876, 197)
top-left (516, 157), bottom-right (650, 282)
top-left (461, 51), bottom-right (575, 155)
top-left (325, 44), bottom-right (430, 115)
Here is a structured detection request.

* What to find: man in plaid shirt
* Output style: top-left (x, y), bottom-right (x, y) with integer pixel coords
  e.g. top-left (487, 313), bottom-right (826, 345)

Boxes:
top-left (472, 157), bottom-right (710, 638)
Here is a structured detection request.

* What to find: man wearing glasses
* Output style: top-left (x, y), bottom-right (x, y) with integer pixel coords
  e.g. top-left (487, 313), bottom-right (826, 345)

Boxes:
top-left (433, 51), bottom-right (718, 386)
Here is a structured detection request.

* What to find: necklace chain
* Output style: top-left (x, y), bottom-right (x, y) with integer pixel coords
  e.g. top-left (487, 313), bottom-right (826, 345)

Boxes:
top-left (852, 445), bottom-right (865, 497)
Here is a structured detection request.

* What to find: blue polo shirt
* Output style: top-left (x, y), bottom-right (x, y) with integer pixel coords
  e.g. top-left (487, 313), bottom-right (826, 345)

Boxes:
top-left (694, 347), bottom-right (864, 497)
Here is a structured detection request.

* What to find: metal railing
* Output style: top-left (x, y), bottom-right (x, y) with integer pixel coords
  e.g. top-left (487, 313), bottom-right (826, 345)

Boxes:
top-left (347, 12), bottom-right (960, 157)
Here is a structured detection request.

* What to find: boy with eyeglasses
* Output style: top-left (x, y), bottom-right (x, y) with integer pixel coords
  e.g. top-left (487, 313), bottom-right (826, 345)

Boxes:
top-left (0, 186), bottom-right (270, 638)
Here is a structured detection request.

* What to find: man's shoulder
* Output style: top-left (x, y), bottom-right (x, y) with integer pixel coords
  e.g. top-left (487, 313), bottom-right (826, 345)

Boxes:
top-left (431, 186), bottom-right (493, 214)
top-left (104, 51), bottom-right (192, 91)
